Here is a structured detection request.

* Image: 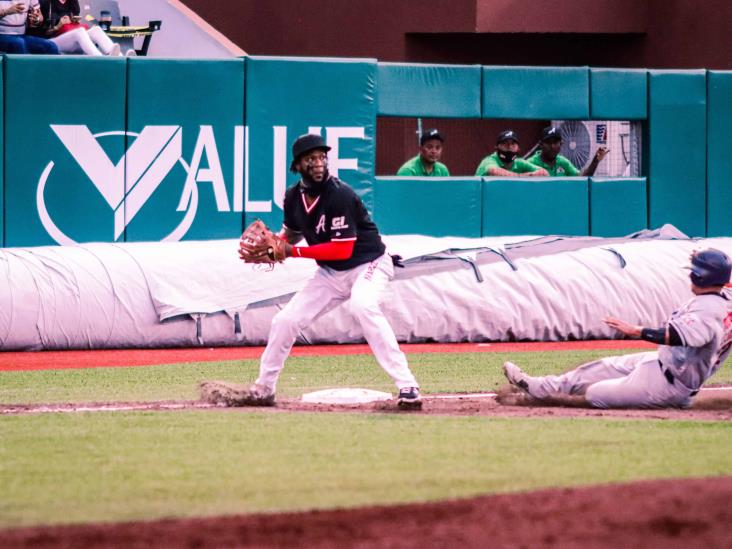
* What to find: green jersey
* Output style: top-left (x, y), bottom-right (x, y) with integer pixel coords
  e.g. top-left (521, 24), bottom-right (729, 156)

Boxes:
top-left (397, 155), bottom-right (450, 176)
top-left (474, 152), bottom-right (540, 176)
top-left (527, 151), bottom-right (580, 176)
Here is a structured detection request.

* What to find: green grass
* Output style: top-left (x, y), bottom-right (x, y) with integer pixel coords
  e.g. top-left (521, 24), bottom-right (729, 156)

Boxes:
top-left (0, 349), bottom-right (675, 404)
top-left (1, 411), bottom-right (730, 527)
top-left (1, 348), bottom-right (731, 528)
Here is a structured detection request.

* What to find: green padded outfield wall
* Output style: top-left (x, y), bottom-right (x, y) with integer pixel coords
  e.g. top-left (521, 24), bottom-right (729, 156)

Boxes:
top-left (4, 56), bottom-right (127, 247)
top-left (373, 177), bottom-right (482, 237)
top-left (648, 70), bottom-right (706, 237)
top-left (125, 58), bottom-right (245, 241)
top-left (590, 68), bottom-right (647, 120)
top-left (377, 63), bottom-right (481, 117)
top-left (707, 71), bottom-right (732, 236)
top-left (244, 56), bottom-right (377, 230)
top-left (0, 59), bottom-right (730, 245)
top-left (590, 177), bottom-right (647, 237)
top-left (482, 178), bottom-right (589, 236)
top-left (482, 66), bottom-right (589, 119)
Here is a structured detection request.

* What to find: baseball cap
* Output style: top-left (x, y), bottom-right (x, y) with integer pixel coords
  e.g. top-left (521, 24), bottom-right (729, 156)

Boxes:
top-left (420, 128), bottom-right (444, 145)
top-left (496, 130), bottom-right (519, 144)
top-left (541, 126), bottom-right (562, 142)
top-left (291, 134), bottom-right (331, 162)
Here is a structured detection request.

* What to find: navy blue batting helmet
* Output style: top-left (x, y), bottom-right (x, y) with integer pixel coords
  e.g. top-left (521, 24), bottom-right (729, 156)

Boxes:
top-left (688, 248), bottom-right (732, 287)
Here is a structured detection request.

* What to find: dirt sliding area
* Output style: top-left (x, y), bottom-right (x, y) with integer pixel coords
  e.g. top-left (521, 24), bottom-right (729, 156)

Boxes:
top-left (3, 386), bottom-right (732, 420)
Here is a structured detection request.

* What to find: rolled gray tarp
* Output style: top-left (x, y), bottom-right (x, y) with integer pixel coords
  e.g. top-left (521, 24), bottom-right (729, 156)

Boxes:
top-left (0, 228), bottom-right (726, 350)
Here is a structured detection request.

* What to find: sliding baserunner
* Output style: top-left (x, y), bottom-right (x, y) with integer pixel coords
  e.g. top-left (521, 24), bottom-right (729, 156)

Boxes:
top-left (501, 248), bottom-right (732, 409)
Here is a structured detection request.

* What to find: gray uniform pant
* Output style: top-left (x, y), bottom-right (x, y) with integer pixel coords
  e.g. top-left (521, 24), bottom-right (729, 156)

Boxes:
top-left (256, 253), bottom-right (418, 392)
top-left (527, 351), bottom-right (695, 409)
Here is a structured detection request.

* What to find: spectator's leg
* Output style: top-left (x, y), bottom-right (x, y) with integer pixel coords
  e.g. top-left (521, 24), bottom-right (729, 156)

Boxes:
top-left (87, 26), bottom-right (117, 55)
top-left (51, 29), bottom-right (103, 56)
top-left (0, 35), bottom-right (29, 54)
top-left (23, 35), bottom-right (60, 54)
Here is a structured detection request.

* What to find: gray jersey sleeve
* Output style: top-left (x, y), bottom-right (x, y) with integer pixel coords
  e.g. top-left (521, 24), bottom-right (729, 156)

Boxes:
top-left (668, 298), bottom-right (721, 347)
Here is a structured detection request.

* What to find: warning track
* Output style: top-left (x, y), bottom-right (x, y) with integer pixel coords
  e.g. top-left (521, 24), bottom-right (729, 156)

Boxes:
top-left (0, 339), bottom-right (654, 372)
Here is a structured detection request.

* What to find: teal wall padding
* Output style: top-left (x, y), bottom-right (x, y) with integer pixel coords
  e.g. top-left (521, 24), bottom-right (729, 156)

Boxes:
top-left (590, 177), bottom-right (647, 237)
top-left (648, 70), bottom-right (706, 237)
top-left (245, 56), bottom-right (377, 230)
top-left (590, 68), bottom-right (647, 120)
top-left (482, 66), bottom-right (589, 119)
top-left (482, 178), bottom-right (589, 236)
top-left (125, 58), bottom-right (245, 241)
top-left (4, 56), bottom-right (127, 247)
top-left (377, 62), bottom-right (481, 117)
top-left (706, 71), bottom-right (732, 236)
top-left (373, 177), bottom-right (482, 237)
top-left (1, 58), bottom-right (731, 246)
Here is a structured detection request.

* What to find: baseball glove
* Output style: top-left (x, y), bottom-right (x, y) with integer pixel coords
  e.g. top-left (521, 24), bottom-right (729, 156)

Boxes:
top-left (199, 380), bottom-right (275, 407)
top-left (238, 219), bottom-right (289, 264)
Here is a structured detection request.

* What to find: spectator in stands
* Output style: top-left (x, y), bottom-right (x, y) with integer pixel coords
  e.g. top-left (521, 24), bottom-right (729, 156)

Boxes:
top-left (397, 128), bottom-right (450, 176)
top-left (34, 0), bottom-right (122, 56)
top-left (0, 0), bottom-right (59, 54)
top-left (528, 126), bottom-right (609, 176)
top-left (475, 130), bottom-right (548, 177)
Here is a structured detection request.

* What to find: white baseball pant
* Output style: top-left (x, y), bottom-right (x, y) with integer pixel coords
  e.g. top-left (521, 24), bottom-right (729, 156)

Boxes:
top-left (51, 26), bottom-right (117, 56)
top-left (256, 253), bottom-right (418, 392)
top-left (527, 351), bottom-right (694, 409)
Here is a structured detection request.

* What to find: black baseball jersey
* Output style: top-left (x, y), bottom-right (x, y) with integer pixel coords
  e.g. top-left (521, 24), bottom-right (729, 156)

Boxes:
top-left (282, 176), bottom-right (386, 271)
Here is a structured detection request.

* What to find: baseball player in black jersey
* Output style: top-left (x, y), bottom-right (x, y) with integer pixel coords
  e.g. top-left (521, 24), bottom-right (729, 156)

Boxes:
top-left (240, 134), bottom-right (422, 409)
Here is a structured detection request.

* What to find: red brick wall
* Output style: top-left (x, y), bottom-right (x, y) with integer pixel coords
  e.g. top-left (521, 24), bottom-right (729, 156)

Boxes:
top-left (180, 0), bottom-right (732, 69)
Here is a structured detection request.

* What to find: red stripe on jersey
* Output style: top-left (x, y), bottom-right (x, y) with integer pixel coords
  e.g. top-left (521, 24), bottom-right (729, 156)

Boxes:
top-left (301, 193), bottom-right (320, 214)
top-left (295, 240), bottom-right (355, 261)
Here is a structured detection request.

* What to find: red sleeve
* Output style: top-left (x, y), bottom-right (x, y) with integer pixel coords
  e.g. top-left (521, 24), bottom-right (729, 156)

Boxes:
top-left (293, 240), bottom-right (354, 261)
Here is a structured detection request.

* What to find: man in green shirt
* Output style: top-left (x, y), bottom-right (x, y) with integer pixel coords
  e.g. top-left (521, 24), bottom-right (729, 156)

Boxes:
top-left (475, 130), bottom-right (548, 177)
top-left (397, 128), bottom-right (450, 176)
top-left (528, 126), bottom-right (609, 176)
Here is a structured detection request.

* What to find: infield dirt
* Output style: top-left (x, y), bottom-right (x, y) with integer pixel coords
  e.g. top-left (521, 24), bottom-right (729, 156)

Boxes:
top-left (1, 477), bottom-right (730, 548)
top-left (3, 386), bottom-right (732, 421)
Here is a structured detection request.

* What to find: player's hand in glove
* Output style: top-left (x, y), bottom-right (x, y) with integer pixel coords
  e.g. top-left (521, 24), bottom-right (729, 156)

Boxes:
top-left (238, 219), bottom-right (292, 264)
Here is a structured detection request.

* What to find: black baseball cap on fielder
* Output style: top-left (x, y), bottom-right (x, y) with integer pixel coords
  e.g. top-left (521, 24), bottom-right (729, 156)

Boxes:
top-left (541, 126), bottom-right (562, 142)
top-left (290, 134), bottom-right (331, 171)
top-left (420, 128), bottom-right (444, 145)
top-left (496, 130), bottom-right (519, 144)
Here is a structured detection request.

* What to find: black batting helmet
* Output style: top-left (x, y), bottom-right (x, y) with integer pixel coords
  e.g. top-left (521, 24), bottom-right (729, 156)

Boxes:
top-left (688, 248), bottom-right (732, 287)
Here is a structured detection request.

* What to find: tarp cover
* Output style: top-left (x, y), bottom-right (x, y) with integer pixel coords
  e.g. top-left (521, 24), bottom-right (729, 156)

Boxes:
top-left (0, 227), bottom-right (727, 350)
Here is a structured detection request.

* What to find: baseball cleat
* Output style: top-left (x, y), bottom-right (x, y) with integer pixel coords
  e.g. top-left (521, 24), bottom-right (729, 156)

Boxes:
top-left (239, 383), bottom-right (276, 407)
top-left (397, 386), bottom-right (423, 410)
top-left (502, 361), bottom-right (532, 394)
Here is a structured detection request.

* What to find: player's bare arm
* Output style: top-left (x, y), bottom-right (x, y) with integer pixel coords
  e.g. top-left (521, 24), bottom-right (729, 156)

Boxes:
top-left (603, 316), bottom-right (643, 337)
top-left (487, 167), bottom-right (518, 176)
top-left (604, 316), bottom-right (683, 345)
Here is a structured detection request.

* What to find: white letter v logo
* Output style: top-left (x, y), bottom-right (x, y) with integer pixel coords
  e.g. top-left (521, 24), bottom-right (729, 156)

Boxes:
top-left (51, 125), bottom-right (182, 239)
